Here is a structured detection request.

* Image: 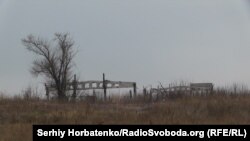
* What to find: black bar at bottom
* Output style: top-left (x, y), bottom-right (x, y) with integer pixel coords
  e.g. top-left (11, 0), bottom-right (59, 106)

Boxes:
top-left (33, 125), bottom-right (250, 140)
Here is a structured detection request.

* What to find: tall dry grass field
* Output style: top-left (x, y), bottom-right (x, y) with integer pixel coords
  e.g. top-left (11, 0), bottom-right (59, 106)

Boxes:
top-left (0, 94), bottom-right (250, 141)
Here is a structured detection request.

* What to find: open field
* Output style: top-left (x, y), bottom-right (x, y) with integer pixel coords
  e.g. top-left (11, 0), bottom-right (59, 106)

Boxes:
top-left (1, 94), bottom-right (250, 140)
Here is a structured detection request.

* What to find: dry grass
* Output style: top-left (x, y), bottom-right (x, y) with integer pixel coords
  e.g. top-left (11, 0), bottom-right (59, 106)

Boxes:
top-left (1, 94), bottom-right (250, 140)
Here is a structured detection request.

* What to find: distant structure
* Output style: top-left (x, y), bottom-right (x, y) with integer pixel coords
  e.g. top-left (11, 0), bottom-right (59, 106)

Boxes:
top-left (190, 83), bottom-right (213, 95)
top-left (150, 83), bottom-right (214, 96)
top-left (45, 73), bottom-right (137, 101)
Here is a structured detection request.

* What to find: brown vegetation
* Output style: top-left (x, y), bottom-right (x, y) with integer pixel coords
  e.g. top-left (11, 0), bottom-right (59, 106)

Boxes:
top-left (1, 94), bottom-right (250, 141)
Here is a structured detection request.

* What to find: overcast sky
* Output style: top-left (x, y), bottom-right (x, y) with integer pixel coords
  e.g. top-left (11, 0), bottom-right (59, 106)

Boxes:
top-left (1, 0), bottom-right (250, 95)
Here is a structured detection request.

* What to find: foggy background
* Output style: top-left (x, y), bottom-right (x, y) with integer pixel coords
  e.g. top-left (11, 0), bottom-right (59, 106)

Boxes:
top-left (1, 0), bottom-right (250, 95)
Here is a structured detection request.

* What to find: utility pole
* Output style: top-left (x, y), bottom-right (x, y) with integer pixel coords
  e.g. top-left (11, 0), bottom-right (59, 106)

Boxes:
top-left (103, 73), bottom-right (107, 101)
top-left (45, 83), bottom-right (49, 100)
top-left (72, 74), bottom-right (77, 101)
top-left (133, 83), bottom-right (137, 98)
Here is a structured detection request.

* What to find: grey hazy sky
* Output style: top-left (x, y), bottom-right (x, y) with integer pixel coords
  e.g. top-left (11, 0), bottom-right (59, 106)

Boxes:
top-left (1, 0), bottom-right (250, 94)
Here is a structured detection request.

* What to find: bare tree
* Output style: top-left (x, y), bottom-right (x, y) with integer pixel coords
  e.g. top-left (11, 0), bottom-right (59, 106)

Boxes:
top-left (22, 33), bottom-right (76, 101)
